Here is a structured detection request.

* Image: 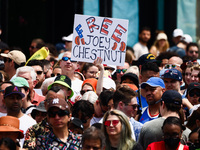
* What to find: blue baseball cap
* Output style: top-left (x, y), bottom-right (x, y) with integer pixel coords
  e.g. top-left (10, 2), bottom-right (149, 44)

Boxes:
top-left (141, 77), bottom-right (165, 89)
top-left (163, 69), bottom-right (182, 81)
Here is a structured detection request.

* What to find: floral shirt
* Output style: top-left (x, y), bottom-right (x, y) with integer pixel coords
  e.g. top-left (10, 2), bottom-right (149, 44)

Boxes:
top-left (23, 118), bottom-right (51, 149)
top-left (36, 130), bottom-right (82, 150)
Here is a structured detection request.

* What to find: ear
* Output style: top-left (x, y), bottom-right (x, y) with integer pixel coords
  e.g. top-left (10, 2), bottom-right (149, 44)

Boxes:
top-left (162, 88), bottom-right (166, 93)
top-left (118, 101), bottom-right (124, 110)
top-left (33, 80), bottom-right (38, 88)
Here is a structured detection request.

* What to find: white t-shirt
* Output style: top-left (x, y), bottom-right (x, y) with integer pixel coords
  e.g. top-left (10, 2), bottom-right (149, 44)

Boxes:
top-left (133, 42), bottom-right (149, 60)
top-left (0, 112), bottom-right (7, 117)
top-left (90, 117), bottom-right (102, 125)
top-left (71, 78), bottom-right (83, 102)
top-left (19, 114), bottom-right (36, 147)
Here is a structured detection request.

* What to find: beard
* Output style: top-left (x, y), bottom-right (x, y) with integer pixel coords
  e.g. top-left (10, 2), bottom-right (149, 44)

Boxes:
top-left (147, 100), bottom-right (157, 105)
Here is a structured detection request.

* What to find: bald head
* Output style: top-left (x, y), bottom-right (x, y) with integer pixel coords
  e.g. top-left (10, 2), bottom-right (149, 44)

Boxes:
top-left (168, 56), bottom-right (183, 66)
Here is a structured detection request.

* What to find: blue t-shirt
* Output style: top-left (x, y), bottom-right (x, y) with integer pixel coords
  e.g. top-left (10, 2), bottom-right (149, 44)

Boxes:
top-left (139, 107), bottom-right (159, 124)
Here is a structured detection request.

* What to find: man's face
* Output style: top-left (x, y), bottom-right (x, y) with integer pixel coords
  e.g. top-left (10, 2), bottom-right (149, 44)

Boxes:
top-left (140, 71), bottom-right (159, 83)
top-left (187, 46), bottom-right (199, 59)
top-left (116, 62), bottom-right (129, 82)
top-left (191, 70), bottom-right (199, 83)
top-left (3, 58), bottom-right (12, 73)
top-left (60, 52), bottom-right (77, 74)
top-left (4, 94), bottom-right (22, 113)
top-left (82, 139), bottom-right (102, 150)
top-left (187, 89), bottom-right (200, 105)
top-left (144, 85), bottom-right (164, 105)
top-left (0, 83), bottom-right (13, 107)
top-left (164, 78), bottom-right (181, 91)
top-left (65, 41), bottom-right (72, 51)
top-left (31, 65), bottom-right (45, 88)
top-left (48, 107), bottom-right (71, 129)
top-left (29, 42), bottom-right (38, 56)
top-left (17, 72), bottom-right (35, 91)
top-left (121, 97), bottom-right (138, 118)
top-left (44, 65), bottom-right (53, 78)
top-left (139, 30), bottom-right (151, 43)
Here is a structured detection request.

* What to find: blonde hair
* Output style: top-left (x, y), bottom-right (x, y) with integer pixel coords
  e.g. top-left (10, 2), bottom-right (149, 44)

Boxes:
top-left (102, 110), bottom-right (135, 150)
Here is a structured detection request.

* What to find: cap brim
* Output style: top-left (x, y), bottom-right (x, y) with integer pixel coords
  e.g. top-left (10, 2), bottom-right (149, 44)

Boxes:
top-left (0, 53), bottom-right (9, 58)
top-left (141, 82), bottom-right (160, 89)
top-left (0, 127), bottom-right (24, 139)
top-left (48, 81), bottom-right (74, 99)
top-left (4, 92), bottom-right (25, 99)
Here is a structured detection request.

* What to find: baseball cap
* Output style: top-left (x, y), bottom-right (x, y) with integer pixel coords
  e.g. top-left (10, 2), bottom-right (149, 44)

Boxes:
top-left (161, 90), bottom-right (182, 105)
top-left (186, 82), bottom-right (200, 96)
top-left (62, 33), bottom-right (73, 42)
top-left (0, 50), bottom-right (26, 65)
top-left (137, 53), bottom-right (156, 66)
top-left (82, 78), bottom-right (98, 92)
top-left (0, 116), bottom-right (24, 139)
top-left (141, 77), bottom-right (165, 89)
top-left (157, 33), bottom-right (167, 40)
top-left (181, 34), bottom-right (192, 44)
top-left (4, 86), bottom-right (25, 99)
top-left (103, 77), bottom-right (116, 90)
top-left (31, 101), bottom-right (47, 119)
top-left (121, 73), bottom-right (139, 88)
top-left (70, 117), bottom-right (84, 130)
top-left (12, 77), bottom-right (29, 88)
top-left (48, 75), bottom-right (74, 99)
top-left (163, 69), bottom-right (182, 81)
top-left (173, 29), bottom-right (183, 37)
top-left (47, 98), bottom-right (69, 111)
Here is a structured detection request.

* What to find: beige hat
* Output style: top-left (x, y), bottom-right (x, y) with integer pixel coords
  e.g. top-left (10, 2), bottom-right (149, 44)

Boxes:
top-left (157, 33), bottom-right (167, 41)
top-left (1, 50), bottom-right (26, 65)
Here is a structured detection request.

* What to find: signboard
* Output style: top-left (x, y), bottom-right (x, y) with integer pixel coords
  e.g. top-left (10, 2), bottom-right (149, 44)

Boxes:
top-left (71, 14), bottom-right (129, 66)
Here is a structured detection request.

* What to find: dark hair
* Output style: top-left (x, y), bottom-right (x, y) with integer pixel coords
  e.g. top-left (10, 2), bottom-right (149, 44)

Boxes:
top-left (140, 26), bottom-right (151, 34)
top-left (156, 51), bottom-right (178, 67)
top-left (27, 59), bottom-right (44, 71)
top-left (82, 126), bottom-right (105, 149)
top-left (186, 42), bottom-right (199, 52)
top-left (0, 137), bottom-right (16, 150)
top-left (162, 116), bottom-right (184, 131)
top-left (162, 98), bottom-right (182, 113)
top-left (99, 90), bottom-right (114, 106)
top-left (0, 81), bottom-right (14, 90)
top-left (189, 127), bottom-right (200, 140)
top-left (81, 63), bottom-right (96, 74)
top-left (32, 38), bottom-right (45, 49)
top-left (186, 107), bottom-right (200, 130)
top-left (141, 62), bottom-right (159, 75)
top-left (72, 100), bottom-right (94, 119)
top-left (45, 43), bottom-right (58, 57)
top-left (113, 86), bottom-right (137, 109)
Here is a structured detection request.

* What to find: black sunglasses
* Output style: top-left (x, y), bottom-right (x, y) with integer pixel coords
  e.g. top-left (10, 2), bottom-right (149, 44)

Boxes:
top-left (80, 89), bottom-right (92, 95)
top-left (29, 46), bottom-right (37, 49)
top-left (48, 110), bottom-right (69, 118)
top-left (51, 73), bottom-right (61, 77)
top-left (62, 57), bottom-right (76, 62)
top-left (189, 91), bottom-right (200, 97)
top-left (36, 71), bottom-right (43, 75)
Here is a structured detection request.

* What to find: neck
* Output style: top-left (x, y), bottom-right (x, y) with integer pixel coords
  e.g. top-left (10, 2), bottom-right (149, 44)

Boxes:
top-left (148, 104), bottom-right (160, 116)
top-left (23, 100), bottom-right (33, 109)
top-left (53, 127), bottom-right (69, 142)
top-left (161, 111), bottom-right (180, 119)
top-left (7, 110), bottom-right (24, 118)
top-left (7, 69), bottom-right (16, 80)
top-left (109, 134), bottom-right (120, 148)
top-left (62, 72), bottom-right (75, 81)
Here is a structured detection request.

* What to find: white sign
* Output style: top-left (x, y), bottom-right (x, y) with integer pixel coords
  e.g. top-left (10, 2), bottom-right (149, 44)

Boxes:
top-left (71, 14), bottom-right (129, 66)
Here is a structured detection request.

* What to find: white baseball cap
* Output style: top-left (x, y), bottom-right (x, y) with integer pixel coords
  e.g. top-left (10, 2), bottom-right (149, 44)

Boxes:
top-left (173, 29), bottom-right (183, 37)
top-left (62, 33), bottom-right (73, 42)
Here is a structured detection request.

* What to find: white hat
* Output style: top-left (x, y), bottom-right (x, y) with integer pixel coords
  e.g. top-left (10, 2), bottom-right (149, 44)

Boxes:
top-left (62, 33), bottom-right (73, 42)
top-left (173, 29), bottom-right (183, 37)
top-left (157, 33), bottom-right (168, 40)
top-left (181, 34), bottom-right (192, 44)
top-left (103, 77), bottom-right (116, 90)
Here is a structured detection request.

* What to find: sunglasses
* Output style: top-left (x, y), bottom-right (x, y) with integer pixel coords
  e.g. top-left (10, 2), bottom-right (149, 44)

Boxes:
top-left (36, 71), bottom-right (43, 75)
top-left (104, 120), bottom-right (120, 127)
top-left (116, 69), bottom-right (127, 73)
top-left (29, 46), bottom-right (37, 49)
top-left (62, 57), bottom-right (76, 62)
top-left (80, 89), bottom-right (92, 95)
top-left (51, 73), bottom-right (61, 77)
top-left (189, 91), bottom-right (200, 97)
top-left (164, 64), bottom-right (180, 69)
top-left (126, 103), bottom-right (139, 109)
top-left (48, 110), bottom-right (69, 118)
top-left (189, 50), bottom-right (198, 54)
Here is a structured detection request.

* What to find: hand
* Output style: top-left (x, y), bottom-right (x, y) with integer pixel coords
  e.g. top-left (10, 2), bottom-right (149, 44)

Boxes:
top-left (94, 57), bottom-right (104, 70)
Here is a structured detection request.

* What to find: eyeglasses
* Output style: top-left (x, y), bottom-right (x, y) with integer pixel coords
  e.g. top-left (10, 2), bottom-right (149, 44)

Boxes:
top-left (80, 89), bottom-right (92, 95)
top-left (189, 50), bottom-right (198, 54)
top-left (36, 71), bottom-right (43, 75)
top-left (189, 91), bottom-right (200, 97)
top-left (62, 57), bottom-right (76, 62)
top-left (48, 110), bottom-right (69, 118)
top-left (104, 120), bottom-right (120, 127)
top-left (126, 103), bottom-right (139, 109)
top-left (29, 46), bottom-right (37, 49)
top-left (116, 69), bottom-right (127, 73)
top-left (164, 64), bottom-right (180, 69)
top-left (51, 73), bottom-right (61, 77)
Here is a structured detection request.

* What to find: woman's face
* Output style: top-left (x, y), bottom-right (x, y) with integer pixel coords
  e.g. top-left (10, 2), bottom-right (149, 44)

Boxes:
top-left (81, 84), bottom-right (93, 95)
top-left (84, 66), bottom-right (98, 79)
top-left (105, 115), bottom-right (122, 136)
top-left (185, 67), bottom-right (191, 85)
top-left (158, 39), bottom-right (166, 48)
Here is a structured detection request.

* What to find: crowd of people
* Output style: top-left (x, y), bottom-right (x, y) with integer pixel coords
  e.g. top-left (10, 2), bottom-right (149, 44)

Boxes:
top-left (0, 27), bottom-right (200, 150)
